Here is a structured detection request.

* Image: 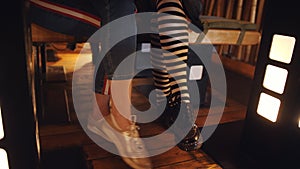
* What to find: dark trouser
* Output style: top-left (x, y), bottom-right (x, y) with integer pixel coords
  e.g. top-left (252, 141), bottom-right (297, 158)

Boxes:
top-left (30, 0), bottom-right (137, 95)
top-left (89, 0), bottom-right (137, 95)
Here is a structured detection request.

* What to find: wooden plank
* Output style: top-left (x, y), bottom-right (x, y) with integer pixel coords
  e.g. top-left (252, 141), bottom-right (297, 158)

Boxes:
top-left (31, 23), bottom-right (76, 43)
top-left (32, 23), bottom-right (260, 46)
top-left (207, 0), bottom-right (216, 16)
top-left (256, 0), bottom-right (266, 31)
top-left (39, 124), bottom-right (83, 137)
top-left (40, 130), bottom-right (94, 151)
top-left (157, 160), bottom-right (222, 169)
top-left (42, 86), bottom-right (70, 125)
top-left (46, 65), bottom-right (67, 82)
top-left (196, 108), bottom-right (246, 127)
top-left (83, 143), bottom-right (116, 161)
top-left (198, 102), bottom-right (246, 117)
top-left (91, 156), bottom-right (133, 169)
top-left (151, 147), bottom-right (220, 169)
top-left (90, 146), bottom-right (222, 169)
top-left (219, 55), bottom-right (255, 79)
top-left (210, 51), bottom-right (255, 79)
top-left (190, 29), bottom-right (261, 45)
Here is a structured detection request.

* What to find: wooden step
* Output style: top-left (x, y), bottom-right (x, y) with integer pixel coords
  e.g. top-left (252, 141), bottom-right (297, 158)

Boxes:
top-left (39, 124), bottom-right (93, 151)
top-left (89, 146), bottom-right (222, 169)
top-left (156, 160), bottom-right (222, 169)
top-left (46, 65), bottom-right (67, 82)
top-left (42, 84), bottom-right (70, 125)
top-left (89, 156), bottom-right (133, 169)
top-left (82, 120), bottom-right (222, 169)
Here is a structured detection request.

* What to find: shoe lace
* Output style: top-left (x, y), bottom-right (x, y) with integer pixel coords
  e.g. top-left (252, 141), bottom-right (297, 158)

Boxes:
top-left (127, 115), bottom-right (145, 153)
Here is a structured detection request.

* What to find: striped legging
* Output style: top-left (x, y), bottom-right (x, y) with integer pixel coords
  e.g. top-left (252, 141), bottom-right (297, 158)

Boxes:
top-left (151, 0), bottom-right (190, 105)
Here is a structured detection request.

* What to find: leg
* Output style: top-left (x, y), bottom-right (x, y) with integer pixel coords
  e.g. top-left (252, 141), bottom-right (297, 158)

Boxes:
top-left (150, 14), bottom-right (172, 105)
top-left (153, 0), bottom-right (202, 151)
top-left (90, 0), bottom-right (137, 129)
top-left (88, 0), bottom-right (152, 168)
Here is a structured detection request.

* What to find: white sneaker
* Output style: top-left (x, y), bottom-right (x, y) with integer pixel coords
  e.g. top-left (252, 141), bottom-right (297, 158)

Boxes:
top-left (87, 114), bottom-right (111, 142)
top-left (87, 113), bottom-right (152, 169)
top-left (103, 114), bottom-right (152, 169)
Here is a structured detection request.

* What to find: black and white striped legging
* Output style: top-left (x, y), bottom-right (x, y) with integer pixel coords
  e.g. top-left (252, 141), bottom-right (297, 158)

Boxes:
top-left (151, 0), bottom-right (190, 104)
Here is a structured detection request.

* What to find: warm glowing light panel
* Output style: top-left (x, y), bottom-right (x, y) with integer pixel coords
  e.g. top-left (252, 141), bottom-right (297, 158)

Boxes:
top-left (257, 93), bottom-right (281, 122)
top-left (262, 64), bottom-right (288, 94)
top-left (269, 34), bottom-right (295, 64)
top-left (189, 65), bottom-right (203, 80)
top-left (0, 148), bottom-right (9, 169)
top-left (0, 107), bottom-right (4, 140)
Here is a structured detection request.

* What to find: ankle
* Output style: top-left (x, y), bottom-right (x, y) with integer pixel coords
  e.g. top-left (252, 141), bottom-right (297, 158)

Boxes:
top-left (94, 93), bottom-right (110, 116)
top-left (113, 113), bottom-right (132, 131)
top-left (109, 97), bottom-right (133, 131)
top-left (105, 113), bottom-right (132, 132)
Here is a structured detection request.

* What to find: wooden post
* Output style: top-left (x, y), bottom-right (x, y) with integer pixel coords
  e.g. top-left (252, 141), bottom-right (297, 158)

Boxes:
top-left (0, 1), bottom-right (41, 169)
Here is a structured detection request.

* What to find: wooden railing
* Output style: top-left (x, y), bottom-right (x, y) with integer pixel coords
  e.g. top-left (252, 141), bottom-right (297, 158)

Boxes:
top-left (199, 0), bottom-right (266, 79)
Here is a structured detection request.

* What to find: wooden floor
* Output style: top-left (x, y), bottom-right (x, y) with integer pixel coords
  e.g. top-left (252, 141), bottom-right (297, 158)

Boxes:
top-left (38, 42), bottom-right (247, 169)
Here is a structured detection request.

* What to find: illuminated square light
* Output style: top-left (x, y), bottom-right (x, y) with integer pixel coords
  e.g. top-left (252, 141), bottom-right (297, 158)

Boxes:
top-left (298, 119), bottom-right (300, 128)
top-left (141, 43), bottom-right (151, 53)
top-left (0, 148), bottom-right (9, 169)
top-left (0, 107), bottom-right (4, 140)
top-left (189, 65), bottom-right (203, 80)
top-left (262, 65), bottom-right (288, 94)
top-left (257, 93), bottom-right (281, 122)
top-left (269, 34), bottom-right (295, 64)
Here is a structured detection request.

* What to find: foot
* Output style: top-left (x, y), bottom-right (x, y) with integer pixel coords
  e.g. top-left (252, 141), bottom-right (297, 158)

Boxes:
top-left (159, 100), bottom-right (203, 151)
top-left (176, 123), bottom-right (203, 152)
top-left (87, 113), bottom-right (152, 169)
top-left (87, 114), bottom-right (111, 142)
top-left (103, 113), bottom-right (153, 169)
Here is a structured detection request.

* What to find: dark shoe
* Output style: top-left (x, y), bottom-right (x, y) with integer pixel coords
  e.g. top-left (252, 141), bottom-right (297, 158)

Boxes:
top-left (177, 123), bottom-right (203, 151)
top-left (159, 99), bottom-right (203, 151)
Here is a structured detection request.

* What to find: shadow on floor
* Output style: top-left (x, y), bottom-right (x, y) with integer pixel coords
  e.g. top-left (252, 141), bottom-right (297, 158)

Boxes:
top-left (201, 120), bottom-right (263, 169)
top-left (40, 146), bottom-right (87, 169)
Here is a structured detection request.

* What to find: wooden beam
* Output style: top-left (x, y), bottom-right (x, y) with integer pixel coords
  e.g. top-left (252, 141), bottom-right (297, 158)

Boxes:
top-left (189, 29), bottom-right (261, 45)
top-left (32, 22), bottom-right (261, 47)
top-left (31, 23), bottom-right (76, 43)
